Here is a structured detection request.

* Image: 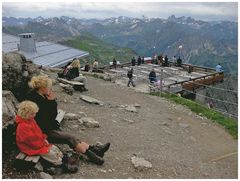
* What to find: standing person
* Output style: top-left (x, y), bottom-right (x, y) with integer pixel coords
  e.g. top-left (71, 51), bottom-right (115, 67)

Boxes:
top-left (141, 56), bottom-right (144, 64)
top-left (112, 58), bottom-right (117, 69)
top-left (26, 75), bottom-right (111, 165)
top-left (137, 56), bottom-right (141, 66)
top-left (177, 56), bottom-right (182, 67)
top-left (164, 55), bottom-right (169, 67)
top-left (15, 101), bottom-right (63, 167)
top-left (172, 56), bottom-right (177, 65)
top-left (127, 68), bottom-right (135, 87)
top-left (92, 59), bottom-right (99, 72)
top-left (64, 59), bottom-right (88, 91)
top-left (131, 57), bottom-right (136, 66)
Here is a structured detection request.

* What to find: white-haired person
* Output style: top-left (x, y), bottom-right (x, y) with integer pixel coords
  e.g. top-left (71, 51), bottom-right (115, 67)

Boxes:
top-left (26, 75), bottom-right (110, 165)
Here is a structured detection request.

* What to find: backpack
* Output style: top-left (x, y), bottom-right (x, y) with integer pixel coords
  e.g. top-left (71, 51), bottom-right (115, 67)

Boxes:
top-left (127, 71), bottom-right (132, 78)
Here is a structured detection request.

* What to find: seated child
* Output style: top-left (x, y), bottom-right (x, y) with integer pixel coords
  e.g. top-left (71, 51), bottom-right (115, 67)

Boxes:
top-left (15, 101), bottom-right (63, 166)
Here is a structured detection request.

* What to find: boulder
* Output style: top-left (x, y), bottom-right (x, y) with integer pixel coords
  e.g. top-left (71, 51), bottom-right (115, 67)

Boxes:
top-left (39, 172), bottom-right (53, 179)
top-left (2, 91), bottom-right (18, 152)
top-left (2, 52), bottom-right (40, 101)
top-left (131, 156), bottom-right (152, 171)
top-left (79, 95), bottom-right (104, 106)
top-left (64, 113), bottom-right (81, 120)
top-left (80, 117), bottom-right (100, 128)
top-left (2, 91), bottom-right (18, 128)
top-left (125, 105), bottom-right (138, 113)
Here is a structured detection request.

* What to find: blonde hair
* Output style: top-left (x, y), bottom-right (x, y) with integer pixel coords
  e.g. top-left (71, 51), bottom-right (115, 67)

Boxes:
top-left (28, 75), bottom-right (52, 90)
top-left (70, 59), bottom-right (80, 68)
top-left (17, 101), bottom-right (39, 119)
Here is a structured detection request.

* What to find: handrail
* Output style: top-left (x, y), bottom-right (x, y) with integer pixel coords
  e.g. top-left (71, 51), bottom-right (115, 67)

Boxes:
top-left (166, 72), bottom-right (223, 87)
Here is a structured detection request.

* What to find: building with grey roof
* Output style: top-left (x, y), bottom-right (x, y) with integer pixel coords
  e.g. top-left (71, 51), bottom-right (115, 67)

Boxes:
top-left (2, 33), bottom-right (89, 67)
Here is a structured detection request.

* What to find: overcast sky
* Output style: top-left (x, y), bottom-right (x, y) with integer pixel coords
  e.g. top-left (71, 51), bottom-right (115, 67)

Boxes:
top-left (2, 2), bottom-right (238, 22)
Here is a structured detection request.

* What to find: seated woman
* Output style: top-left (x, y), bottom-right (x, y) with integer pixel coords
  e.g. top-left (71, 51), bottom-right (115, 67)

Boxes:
top-left (26, 75), bottom-right (110, 165)
top-left (16, 101), bottom-right (63, 167)
top-left (64, 59), bottom-right (87, 88)
top-left (149, 69), bottom-right (158, 83)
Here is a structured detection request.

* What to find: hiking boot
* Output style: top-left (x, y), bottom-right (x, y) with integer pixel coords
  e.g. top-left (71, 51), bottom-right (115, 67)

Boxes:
top-left (62, 153), bottom-right (79, 173)
top-left (85, 149), bottom-right (104, 165)
top-left (89, 142), bottom-right (111, 157)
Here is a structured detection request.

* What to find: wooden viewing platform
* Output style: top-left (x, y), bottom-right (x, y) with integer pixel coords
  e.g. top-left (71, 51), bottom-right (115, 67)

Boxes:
top-left (100, 60), bottom-right (224, 94)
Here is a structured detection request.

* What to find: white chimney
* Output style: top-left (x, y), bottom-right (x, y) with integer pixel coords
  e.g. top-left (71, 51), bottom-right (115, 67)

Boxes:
top-left (18, 33), bottom-right (37, 53)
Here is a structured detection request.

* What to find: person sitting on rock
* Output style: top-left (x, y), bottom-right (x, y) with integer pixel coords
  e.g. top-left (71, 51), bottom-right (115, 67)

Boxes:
top-left (149, 69), bottom-right (157, 83)
top-left (65, 59), bottom-right (88, 91)
top-left (84, 61), bottom-right (90, 72)
top-left (92, 59), bottom-right (99, 72)
top-left (26, 75), bottom-right (110, 165)
top-left (15, 101), bottom-right (63, 167)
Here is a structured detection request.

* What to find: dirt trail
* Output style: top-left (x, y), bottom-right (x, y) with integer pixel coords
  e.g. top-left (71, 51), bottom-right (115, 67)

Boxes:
top-left (50, 74), bottom-right (237, 179)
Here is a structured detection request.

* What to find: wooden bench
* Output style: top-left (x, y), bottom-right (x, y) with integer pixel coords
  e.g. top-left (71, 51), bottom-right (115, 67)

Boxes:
top-left (16, 152), bottom-right (40, 163)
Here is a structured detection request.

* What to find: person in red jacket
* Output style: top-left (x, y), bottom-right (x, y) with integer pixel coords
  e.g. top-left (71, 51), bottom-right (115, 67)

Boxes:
top-left (16, 101), bottom-right (63, 166)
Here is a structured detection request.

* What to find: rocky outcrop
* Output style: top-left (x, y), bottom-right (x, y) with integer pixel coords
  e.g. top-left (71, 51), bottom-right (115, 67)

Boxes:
top-left (2, 52), bottom-right (40, 101)
top-left (2, 91), bottom-right (18, 152)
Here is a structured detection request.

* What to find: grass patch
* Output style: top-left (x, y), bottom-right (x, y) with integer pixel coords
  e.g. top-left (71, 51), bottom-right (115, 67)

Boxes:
top-left (150, 92), bottom-right (238, 139)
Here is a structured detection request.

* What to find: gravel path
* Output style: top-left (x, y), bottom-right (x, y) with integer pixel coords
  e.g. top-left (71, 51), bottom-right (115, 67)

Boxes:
top-left (51, 75), bottom-right (237, 179)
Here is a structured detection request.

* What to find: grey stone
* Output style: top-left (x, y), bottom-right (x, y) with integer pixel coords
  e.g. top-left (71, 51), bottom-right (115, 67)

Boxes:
top-left (131, 156), bottom-right (152, 171)
top-left (164, 130), bottom-right (174, 135)
top-left (34, 162), bottom-right (43, 171)
top-left (123, 118), bottom-right (134, 124)
top-left (64, 113), bottom-right (81, 120)
top-left (179, 123), bottom-right (190, 129)
top-left (125, 105), bottom-right (138, 113)
top-left (40, 172), bottom-right (53, 179)
top-left (189, 136), bottom-right (196, 142)
top-left (78, 112), bottom-right (87, 117)
top-left (159, 122), bottom-right (169, 126)
top-left (119, 105), bottom-right (126, 108)
top-left (80, 117), bottom-right (100, 128)
top-left (99, 169), bottom-right (107, 173)
top-left (79, 95), bottom-right (104, 105)
top-left (134, 103), bottom-right (141, 108)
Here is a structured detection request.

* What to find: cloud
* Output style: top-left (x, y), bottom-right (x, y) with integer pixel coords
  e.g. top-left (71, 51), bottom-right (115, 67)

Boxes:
top-left (2, 2), bottom-right (238, 21)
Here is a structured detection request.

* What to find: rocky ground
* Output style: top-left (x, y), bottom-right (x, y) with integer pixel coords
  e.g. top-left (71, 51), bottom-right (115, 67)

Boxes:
top-left (3, 69), bottom-right (238, 179)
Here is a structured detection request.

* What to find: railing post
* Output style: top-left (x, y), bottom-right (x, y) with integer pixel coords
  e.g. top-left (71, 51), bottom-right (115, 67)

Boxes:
top-left (160, 68), bottom-right (163, 96)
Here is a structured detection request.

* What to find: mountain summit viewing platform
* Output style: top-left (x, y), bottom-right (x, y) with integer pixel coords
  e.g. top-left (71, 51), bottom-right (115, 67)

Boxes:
top-left (102, 62), bottom-right (224, 94)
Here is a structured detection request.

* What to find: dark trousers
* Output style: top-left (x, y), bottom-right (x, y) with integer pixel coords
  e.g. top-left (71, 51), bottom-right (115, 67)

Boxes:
top-left (47, 130), bottom-right (81, 149)
top-left (128, 78), bottom-right (135, 87)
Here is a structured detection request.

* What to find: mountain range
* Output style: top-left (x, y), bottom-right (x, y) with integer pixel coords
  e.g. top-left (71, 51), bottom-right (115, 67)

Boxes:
top-left (3, 15), bottom-right (238, 74)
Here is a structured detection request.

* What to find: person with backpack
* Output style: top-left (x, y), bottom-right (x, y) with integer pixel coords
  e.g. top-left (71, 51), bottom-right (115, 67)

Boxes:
top-left (127, 68), bottom-right (135, 87)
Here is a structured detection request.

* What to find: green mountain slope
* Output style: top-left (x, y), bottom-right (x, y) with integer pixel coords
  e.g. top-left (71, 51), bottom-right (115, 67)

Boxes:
top-left (59, 32), bottom-right (137, 65)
